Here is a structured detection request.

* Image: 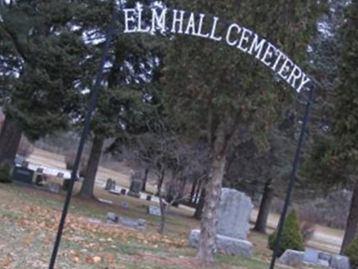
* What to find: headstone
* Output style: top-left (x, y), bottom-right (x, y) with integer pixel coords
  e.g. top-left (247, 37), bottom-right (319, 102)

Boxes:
top-left (146, 195), bottom-right (152, 201)
top-left (189, 230), bottom-right (252, 257)
top-left (62, 179), bottom-right (71, 191)
top-left (120, 189), bottom-right (126, 195)
top-left (128, 179), bottom-right (142, 198)
top-left (304, 248), bottom-right (319, 264)
top-left (87, 218), bottom-right (102, 225)
top-left (166, 185), bottom-right (180, 207)
top-left (147, 205), bottom-right (162, 216)
top-left (120, 201), bottom-right (129, 210)
top-left (11, 166), bottom-right (34, 184)
top-left (137, 219), bottom-right (147, 230)
top-left (104, 179), bottom-right (116, 191)
top-left (35, 174), bottom-right (45, 186)
top-left (319, 252), bottom-right (332, 263)
top-left (14, 155), bottom-right (25, 167)
top-left (217, 188), bottom-right (253, 240)
top-left (106, 212), bottom-right (119, 224)
top-left (109, 189), bottom-right (121, 195)
top-left (106, 212), bottom-right (147, 230)
top-left (318, 259), bottom-right (330, 268)
top-left (303, 249), bottom-right (349, 269)
top-left (105, 178), bottom-right (113, 191)
top-left (188, 188), bottom-right (254, 257)
top-left (98, 198), bottom-right (113, 205)
top-left (119, 216), bottom-right (147, 230)
top-left (36, 168), bottom-right (44, 174)
top-left (48, 183), bottom-right (61, 194)
top-left (279, 250), bottom-right (304, 267)
top-left (330, 255), bottom-right (351, 269)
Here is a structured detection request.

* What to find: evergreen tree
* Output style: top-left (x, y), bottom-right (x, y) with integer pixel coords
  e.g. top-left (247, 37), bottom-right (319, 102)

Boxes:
top-left (0, 0), bottom-right (87, 168)
top-left (75, 0), bottom-right (162, 198)
top-left (162, 0), bottom-right (323, 263)
top-left (304, 0), bottom-right (358, 253)
top-left (345, 237), bottom-right (358, 269)
top-left (331, 1), bottom-right (358, 252)
top-left (268, 210), bottom-right (305, 257)
top-left (78, 36), bottom-right (159, 198)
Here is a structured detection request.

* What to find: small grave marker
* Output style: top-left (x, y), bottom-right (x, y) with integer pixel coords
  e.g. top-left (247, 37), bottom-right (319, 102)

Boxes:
top-left (120, 189), bottom-right (126, 195)
top-left (304, 249), bottom-right (319, 264)
top-left (48, 183), bottom-right (61, 194)
top-left (109, 189), bottom-right (121, 195)
top-left (36, 167), bottom-right (44, 174)
top-left (147, 205), bottom-right (161, 216)
top-left (120, 201), bottom-right (129, 210)
top-left (35, 174), bottom-right (46, 186)
top-left (62, 179), bottom-right (71, 191)
top-left (12, 167), bottom-right (34, 184)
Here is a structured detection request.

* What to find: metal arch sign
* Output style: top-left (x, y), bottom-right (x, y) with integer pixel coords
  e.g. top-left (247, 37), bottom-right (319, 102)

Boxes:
top-left (120, 6), bottom-right (312, 93)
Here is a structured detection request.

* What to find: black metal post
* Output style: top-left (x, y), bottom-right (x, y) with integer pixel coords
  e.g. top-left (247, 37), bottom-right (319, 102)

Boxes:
top-left (48, 7), bottom-right (118, 269)
top-left (269, 87), bottom-right (314, 269)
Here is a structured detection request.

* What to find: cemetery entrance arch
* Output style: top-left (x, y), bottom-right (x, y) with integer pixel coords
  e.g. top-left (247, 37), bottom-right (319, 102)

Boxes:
top-left (49, 4), bottom-right (315, 269)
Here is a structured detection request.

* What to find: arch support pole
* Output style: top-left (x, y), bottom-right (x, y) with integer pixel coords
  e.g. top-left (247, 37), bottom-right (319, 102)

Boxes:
top-left (48, 6), bottom-right (118, 269)
top-left (269, 88), bottom-right (314, 269)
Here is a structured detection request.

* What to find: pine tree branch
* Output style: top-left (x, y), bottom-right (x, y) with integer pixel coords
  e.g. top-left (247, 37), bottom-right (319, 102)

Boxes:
top-left (0, 22), bottom-right (28, 62)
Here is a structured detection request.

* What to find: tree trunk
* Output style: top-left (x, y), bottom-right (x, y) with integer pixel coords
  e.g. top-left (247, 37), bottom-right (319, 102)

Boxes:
top-left (194, 188), bottom-right (206, 220)
top-left (158, 196), bottom-right (167, 234)
top-left (194, 180), bottom-right (203, 203)
top-left (0, 115), bottom-right (22, 167)
top-left (253, 178), bottom-right (274, 234)
top-left (179, 177), bottom-right (187, 198)
top-left (79, 135), bottom-right (104, 199)
top-left (190, 178), bottom-right (198, 203)
top-left (340, 182), bottom-right (358, 253)
top-left (197, 154), bottom-right (227, 264)
top-left (156, 169), bottom-right (165, 196)
top-left (142, 167), bottom-right (149, 192)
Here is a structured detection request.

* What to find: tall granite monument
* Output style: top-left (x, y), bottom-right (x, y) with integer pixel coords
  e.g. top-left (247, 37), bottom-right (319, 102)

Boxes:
top-left (189, 188), bottom-right (254, 257)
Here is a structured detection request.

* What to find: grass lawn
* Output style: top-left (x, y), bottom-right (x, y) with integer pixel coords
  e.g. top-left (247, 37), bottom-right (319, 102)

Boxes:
top-left (0, 182), bottom-right (285, 269)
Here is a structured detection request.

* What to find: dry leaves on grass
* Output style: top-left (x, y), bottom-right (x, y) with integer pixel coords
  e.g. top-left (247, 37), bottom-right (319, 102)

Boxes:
top-left (0, 253), bottom-right (14, 269)
top-left (2, 204), bottom-right (187, 263)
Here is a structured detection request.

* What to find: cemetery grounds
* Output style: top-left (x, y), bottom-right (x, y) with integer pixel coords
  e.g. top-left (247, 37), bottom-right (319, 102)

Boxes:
top-left (0, 149), bottom-right (344, 269)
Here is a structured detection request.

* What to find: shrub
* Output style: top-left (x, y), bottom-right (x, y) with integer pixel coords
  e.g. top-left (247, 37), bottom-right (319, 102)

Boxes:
top-left (345, 237), bottom-right (358, 269)
top-left (0, 164), bottom-right (12, 183)
top-left (269, 210), bottom-right (305, 257)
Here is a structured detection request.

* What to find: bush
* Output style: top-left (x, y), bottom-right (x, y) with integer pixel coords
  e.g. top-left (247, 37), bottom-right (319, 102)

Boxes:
top-left (345, 237), bottom-right (358, 269)
top-left (269, 210), bottom-right (305, 257)
top-left (0, 164), bottom-right (12, 183)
